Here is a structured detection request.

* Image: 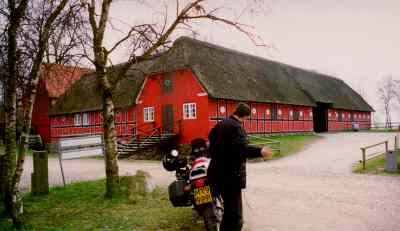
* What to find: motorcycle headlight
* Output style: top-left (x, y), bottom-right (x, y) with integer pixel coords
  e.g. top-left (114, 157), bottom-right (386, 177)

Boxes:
top-left (162, 150), bottom-right (179, 171)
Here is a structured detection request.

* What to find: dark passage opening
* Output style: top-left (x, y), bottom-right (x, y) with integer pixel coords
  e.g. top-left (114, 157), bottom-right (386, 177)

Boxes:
top-left (313, 103), bottom-right (331, 133)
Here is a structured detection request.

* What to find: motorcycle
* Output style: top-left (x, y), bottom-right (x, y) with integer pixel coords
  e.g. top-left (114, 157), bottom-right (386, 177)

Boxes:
top-left (162, 139), bottom-right (223, 231)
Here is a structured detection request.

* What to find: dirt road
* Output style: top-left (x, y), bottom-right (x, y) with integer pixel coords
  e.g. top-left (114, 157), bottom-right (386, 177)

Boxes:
top-left (244, 132), bottom-right (400, 231)
top-left (20, 158), bottom-right (174, 191)
top-left (20, 132), bottom-right (400, 231)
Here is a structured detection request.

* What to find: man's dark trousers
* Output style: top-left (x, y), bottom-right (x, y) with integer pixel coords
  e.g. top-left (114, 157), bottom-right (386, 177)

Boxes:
top-left (220, 189), bottom-right (243, 231)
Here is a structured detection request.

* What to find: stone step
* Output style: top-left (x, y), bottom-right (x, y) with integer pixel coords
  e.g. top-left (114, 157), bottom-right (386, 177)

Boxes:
top-left (118, 133), bottom-right (176, 157)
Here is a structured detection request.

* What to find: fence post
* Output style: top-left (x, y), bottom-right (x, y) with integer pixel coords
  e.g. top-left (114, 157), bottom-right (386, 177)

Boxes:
top-left (31, 150), bottom-right (49, 195)
top-left (385, 141), bottom-right (389, 154)
top-left (361, 148), bottom-right (366, 171)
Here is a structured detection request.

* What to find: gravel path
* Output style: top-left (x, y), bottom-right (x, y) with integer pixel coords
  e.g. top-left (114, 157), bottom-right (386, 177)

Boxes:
top-left (20, 132), bottom-right (400, 231)
top-left (21, 157), bottom-right (174, 191)
top-left (244, 132), bottom-right (400, 231)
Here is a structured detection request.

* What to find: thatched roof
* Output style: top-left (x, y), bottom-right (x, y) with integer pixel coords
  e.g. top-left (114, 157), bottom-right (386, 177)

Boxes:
top-left (291, 68), bottom-right (374, 111)
top-left (151, 37), bottom-right (316, 107)
top-left (152, 37), bottom-right (373, 111)
top-left (49, 60), bottom-right (155, 115)
top-left (51, 36), bottom-right (373, 116)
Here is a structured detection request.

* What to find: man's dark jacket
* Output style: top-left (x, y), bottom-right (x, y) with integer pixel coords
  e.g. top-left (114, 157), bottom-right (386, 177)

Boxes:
top-left (208, 116), bottom-right (261, 190)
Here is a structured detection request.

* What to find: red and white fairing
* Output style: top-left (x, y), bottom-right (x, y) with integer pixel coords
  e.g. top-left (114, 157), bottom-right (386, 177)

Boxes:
top-left (189, 156), bottom-right (210, 181)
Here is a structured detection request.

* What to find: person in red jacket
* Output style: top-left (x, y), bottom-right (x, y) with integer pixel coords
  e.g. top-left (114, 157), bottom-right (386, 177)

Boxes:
top-left (208, 103), bottom-right (273, 231)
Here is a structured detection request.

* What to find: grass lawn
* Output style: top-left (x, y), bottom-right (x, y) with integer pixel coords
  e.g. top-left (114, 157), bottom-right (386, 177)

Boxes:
top-left (353, 153), bottom-right (400, 175)
top-left (249, 134), bottom-right (322, 160)
top-left (0, 179), bottom-right (204, 231)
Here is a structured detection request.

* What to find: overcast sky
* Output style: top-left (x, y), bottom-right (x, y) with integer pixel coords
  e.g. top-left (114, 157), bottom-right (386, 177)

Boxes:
top-left (107, 0), bottom-right (400, 123)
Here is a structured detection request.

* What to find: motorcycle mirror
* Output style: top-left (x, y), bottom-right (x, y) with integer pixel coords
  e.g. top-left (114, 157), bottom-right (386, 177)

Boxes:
top-left (171, 149), bottom-right (179, 157)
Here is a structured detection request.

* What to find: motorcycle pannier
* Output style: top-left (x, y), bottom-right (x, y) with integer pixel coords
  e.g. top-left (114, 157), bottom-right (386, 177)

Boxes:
top-left (168, 180), bottom-right (192, 207)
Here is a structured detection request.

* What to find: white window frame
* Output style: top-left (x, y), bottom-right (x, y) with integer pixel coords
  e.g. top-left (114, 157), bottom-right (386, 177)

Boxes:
top-left (183, 103), bottom-right (196, 120)
top-left (82, 112), bottom-right (89, 126)
top-left (144, 107), bottom-right (154, 122)
top-left (74, 113), bottom-right (81, 126)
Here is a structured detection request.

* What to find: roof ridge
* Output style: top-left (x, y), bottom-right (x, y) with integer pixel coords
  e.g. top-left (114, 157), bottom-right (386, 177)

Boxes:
top-left (175, 36), bottom-right (343, 81)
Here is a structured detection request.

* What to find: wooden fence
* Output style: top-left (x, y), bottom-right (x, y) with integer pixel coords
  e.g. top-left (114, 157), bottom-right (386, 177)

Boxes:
top-left (360, 141), bottom-right (389, 170)
top-left (370, 122), bottom-right (400, 130)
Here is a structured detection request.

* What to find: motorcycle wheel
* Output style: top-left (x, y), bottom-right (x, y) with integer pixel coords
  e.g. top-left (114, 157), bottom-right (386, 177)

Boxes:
top-left (204, 216), bottom-right (219, 231)
top-left (197, 203), bottom-right (221, 231)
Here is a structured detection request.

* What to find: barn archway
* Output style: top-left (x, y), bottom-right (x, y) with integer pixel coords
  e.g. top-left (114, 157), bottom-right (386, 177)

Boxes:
top-left (313, 103), bottom-right (331, 132)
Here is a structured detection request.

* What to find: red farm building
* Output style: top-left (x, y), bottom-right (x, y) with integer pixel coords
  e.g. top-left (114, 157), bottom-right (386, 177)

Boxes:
top-left (31, 64), bottom-right (89, 144)
top-left (49, 37), bottom-right (373, 146)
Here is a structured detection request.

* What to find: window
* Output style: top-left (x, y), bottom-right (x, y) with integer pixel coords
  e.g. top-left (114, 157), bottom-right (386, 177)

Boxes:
top-left (144, 107), bottom-right (154, 122)
top-left (220, 106), bottom-right (226, 114)
top-left (74, 113), bottom-right (81, 126)
top-left (183, 103), bottom-right (196, 119)
top-left (82, 113), bottom-right (89, 126)
top-left (162, 73), bottom-right (173, 93)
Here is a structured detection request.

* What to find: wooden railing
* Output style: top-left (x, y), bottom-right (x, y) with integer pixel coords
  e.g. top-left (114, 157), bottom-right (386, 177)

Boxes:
top-left (248, 135), bottom-right (281, 155)
top-left (133, 119), bottom-right (182, 145)
top-left (370, 122), bottom-right (400, 130)
top-left (360, 141), bottom-right (389, 170)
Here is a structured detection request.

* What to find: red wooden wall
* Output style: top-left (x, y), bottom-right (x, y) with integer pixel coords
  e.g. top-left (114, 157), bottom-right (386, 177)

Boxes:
top-left (137, 69), bottom-right (209, 144)
top-left (208, 99), bottom-right (314, 135)
top-left (50, 108), bottom-right (136, 143)
top-left (327, 109), bottom-right (371, 131)
top-left (32, 81), bottom-right (51, 143)
top-left (49, 67), bottom-right (372, 145)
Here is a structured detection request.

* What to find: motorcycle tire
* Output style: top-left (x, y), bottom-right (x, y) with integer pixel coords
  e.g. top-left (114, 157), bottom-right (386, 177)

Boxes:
top-left (197, 203), bottom-right (220, 231)
top-left (204, 216), bottom-right (219, 231)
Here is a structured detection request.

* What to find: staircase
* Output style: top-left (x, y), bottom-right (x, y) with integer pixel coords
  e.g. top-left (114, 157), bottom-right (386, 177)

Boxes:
top-left (117, 133), bottom-right (176, 158)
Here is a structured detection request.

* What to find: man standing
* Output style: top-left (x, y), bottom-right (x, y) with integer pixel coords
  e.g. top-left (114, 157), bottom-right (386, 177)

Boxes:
top-left (208, 103), bottom-right (273, 231)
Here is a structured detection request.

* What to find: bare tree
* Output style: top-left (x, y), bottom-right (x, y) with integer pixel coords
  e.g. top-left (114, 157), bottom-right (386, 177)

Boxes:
top-left (0, 0), bottom-right (85, 227)
top-left (1, 1), bottom-right (30, 228)
top-left (82, 0), bottom-right (265, 197)
top-left (394, 79), bottom-right (400, 105)
top-left (377, 76), bottom-right (396, 129)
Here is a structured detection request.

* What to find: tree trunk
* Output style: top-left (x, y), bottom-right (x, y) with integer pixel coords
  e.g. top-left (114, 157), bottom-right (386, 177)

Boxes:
top-left (11, 0), bottom-right (69, 199)
top-left (96, 68), bottom-right (120, 197)
top-left (3, 0), bottom-right (24, 226)
top-left (88, 0), bottom-right (120, 198)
